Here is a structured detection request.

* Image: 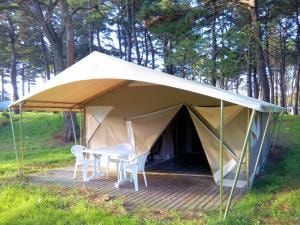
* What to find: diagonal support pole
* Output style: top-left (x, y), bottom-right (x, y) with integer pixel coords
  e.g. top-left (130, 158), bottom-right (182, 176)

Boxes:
top-left (250, 112), bottom-right (271, 188)
top-left (223, 109), bottom-right (256, 220)
top-left (9, 107), bottom-right (19, 173)
top-left (271, 112), bottom-right (284, 151)
top-left (219, 100), bottom-right (224, 219)
top-left (19, 103), bottom-right (24, 176)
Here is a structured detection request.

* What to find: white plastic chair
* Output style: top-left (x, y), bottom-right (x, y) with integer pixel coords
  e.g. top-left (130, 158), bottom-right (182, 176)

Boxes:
top-left (71, 145), bottom-right (93, 178)
top-left (120, 152), bottom-right (149, 191)
top-left (106, 143), bottom-right (135, 177)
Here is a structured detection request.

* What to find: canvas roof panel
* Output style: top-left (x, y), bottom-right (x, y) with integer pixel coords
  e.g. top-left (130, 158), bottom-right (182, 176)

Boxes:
top-left (11, 51), bottom-right (286, 113)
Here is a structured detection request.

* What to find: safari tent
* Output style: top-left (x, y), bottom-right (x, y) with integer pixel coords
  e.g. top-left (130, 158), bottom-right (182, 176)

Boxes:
top-left (10, 52), bottom-right (285, 214)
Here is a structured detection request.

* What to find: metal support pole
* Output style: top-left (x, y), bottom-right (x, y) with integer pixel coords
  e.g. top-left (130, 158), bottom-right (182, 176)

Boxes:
top-left (9, 107), bottom-right (19, 173)
top-left (82, 107), bottom-right (86, 146)
top-left (246, 109), bottom-right (250, 189)
top-left (250, 112), bottom-right (271, 188)
top-left (219, 100), bottom-right (224, 219)
top-left (19, 104), bottom-right (24, 176)
top-left (70, 111), bottom-right (77, 145)
top-left (79, 109), bottom-right (83, 145)
top-left (223, 109), bottom-right (256, 220)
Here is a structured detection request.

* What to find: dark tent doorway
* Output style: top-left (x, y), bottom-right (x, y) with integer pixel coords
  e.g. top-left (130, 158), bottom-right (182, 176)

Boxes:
top-left (146, 106), bottom-right (211, 176)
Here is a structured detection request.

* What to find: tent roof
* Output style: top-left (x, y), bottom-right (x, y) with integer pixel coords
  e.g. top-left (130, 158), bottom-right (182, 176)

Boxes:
top-left (10, 51), bottom-right (285, 113)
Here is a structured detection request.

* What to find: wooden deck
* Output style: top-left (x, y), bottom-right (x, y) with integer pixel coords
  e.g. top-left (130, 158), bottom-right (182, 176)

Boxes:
top-left (30, 166), bottom-right (245, 211)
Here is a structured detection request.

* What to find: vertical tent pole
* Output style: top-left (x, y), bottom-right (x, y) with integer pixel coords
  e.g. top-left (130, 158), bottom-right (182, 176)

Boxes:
top-left (82, 107), bottom-right (86, 146)
top-left (223, 109), bottom-right (256, 220)
top-left (19, 103), bottom-right (24, 176)
top-left (9, 107), bottom-right (19, 173)
top-left (219, 100), bottom-right (224, 219)
top-left (250, 112), bottom-right (271, 188)
top-left (70, 110), bottom-right (77, 145)
top-left (79, 109), bottom-right (83, 145)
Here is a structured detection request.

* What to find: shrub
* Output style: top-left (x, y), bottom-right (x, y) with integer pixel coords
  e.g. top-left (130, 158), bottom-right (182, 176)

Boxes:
top-left (0, 112), bottom-right (10, 127)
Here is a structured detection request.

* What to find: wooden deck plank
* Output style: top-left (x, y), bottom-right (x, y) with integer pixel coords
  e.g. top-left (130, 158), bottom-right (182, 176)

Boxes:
top-left (165, 185), bottom-right (208, 210)
top-left (196, 185), bottom-right (220, 210)
top-left (131, 176), bottom-right (180, 206)
top-left (162, 185), bottom-right (203, 210)
top-left (148, 176), bottom-right (196, 208)
top-left (181, 184), bottom-right (217, 209)
top-left (29, 167), bottom-right (246, 211)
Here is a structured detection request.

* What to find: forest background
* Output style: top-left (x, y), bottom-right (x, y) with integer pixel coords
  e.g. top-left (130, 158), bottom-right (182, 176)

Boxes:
top-left (0, 0), bottom-right (299, 139)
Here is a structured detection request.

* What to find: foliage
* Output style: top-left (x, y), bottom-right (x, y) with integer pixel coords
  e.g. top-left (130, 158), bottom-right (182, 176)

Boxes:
top-left (0, 112), bottom-right (9, 127)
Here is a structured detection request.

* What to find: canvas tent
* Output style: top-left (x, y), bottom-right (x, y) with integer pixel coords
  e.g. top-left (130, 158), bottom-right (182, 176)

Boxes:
top-left (10, 52), bottom-right (285, 201)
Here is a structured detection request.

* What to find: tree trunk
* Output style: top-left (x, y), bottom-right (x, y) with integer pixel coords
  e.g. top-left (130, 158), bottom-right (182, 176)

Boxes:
top-left (279, 27), bottom-right (286, 107)
top-left (10, 44), bottom-right (19, 101)
top-left (59, 0), bottom-right (74, 67)
top-left (125, 0), bottom-right (133, 62)
top-left (294, 64), bottom-right (300, 115)
top-left (117, 23), bottom-right (123, 58)
top-left (163, 36), bottom-right (175, 74)
top-left (247, 44), bottom-right (253, 97)
top-left (59, 0), bottom-right (79, 142)
top-left (21, 64), bottom-right (25, 96)
top-left (1, 73), bottom-right (5, 101)
top-left (275, 71), bottom-right (279, 105)
top-left (144, 30), bottom-right (149, 67)
top-left (26, 0), bottom-right (65, 73)
top-left (40, 31), bottom-right (51, 80)
top-left (293, 10), bottom-right (300, 115)
top-left (253, 66), bottom-right (259, 99)
top-left (131, 0), bottom-right (141, 65)
top-left (249, 1), bottom-right (270, 102)
top-left (148, 33), bottom-right (155, 69)
top-left (22, 0), bottom-right (78, 142)
top-left (7, 13), bottom-right (19, 101)
top-left (27, 80), bottom-right (31, 93)
top-left (88, 25), bottom-right (94, 53)
top-left (210, 0), bottom-right (217, 86)
top-left (96, 28), bottom-right (105, 53)
top-left (264, 21), bottom-right (275, 104)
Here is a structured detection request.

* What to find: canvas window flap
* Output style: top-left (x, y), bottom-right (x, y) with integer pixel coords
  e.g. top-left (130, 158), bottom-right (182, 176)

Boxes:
top-left (188, 108), bottom-right (239, 184)
top-left (194, 106), bottom-right (248, 159)
top-left (85, 106), bottom-right (113, 143)
top-left (88, 113), bottom-right (128, 148)
top-left (193, 105), bottom-right (243, 130)
top-left (130, 105), bottom-right (182, 154)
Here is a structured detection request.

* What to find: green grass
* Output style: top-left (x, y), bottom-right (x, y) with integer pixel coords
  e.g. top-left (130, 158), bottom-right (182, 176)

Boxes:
top-left (0, 112), bottom-right (73, 180)
top-left (206, 115), bottom-right (300, 225)
top-left (0, 113), bottom-right (299, 224)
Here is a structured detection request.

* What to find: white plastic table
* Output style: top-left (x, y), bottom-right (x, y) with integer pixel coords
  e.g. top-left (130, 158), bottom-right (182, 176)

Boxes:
top-left (82, 147), bottom-right (131, 187)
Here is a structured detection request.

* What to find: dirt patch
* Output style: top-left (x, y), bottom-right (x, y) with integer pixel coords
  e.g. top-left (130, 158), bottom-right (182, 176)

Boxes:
top-left (89, 193), bottom-right (115, 204)
top-left (268, 144), bottom-right (286, 165)
top-left (46, 131), bottom-right (70, 147)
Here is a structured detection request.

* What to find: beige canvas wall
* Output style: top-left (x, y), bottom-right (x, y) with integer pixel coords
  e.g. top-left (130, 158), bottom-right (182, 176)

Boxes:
top-left (85, 84), bottom-right (260, 187)
top-left (190, 106), bottom-right (249, 187)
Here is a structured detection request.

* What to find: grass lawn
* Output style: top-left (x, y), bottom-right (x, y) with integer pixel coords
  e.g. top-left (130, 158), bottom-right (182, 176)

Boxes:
top-left (0, 112), bottom-right (299, 224)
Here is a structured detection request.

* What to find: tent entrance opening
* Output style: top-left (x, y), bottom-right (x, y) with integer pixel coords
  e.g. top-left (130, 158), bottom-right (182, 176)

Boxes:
top-left (146, 106), bottom-right (211, 176)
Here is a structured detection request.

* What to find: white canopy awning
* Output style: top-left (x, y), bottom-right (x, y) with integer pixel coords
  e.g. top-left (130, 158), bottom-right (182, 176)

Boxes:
top-left (10, 51), bottom-right (286, 113)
